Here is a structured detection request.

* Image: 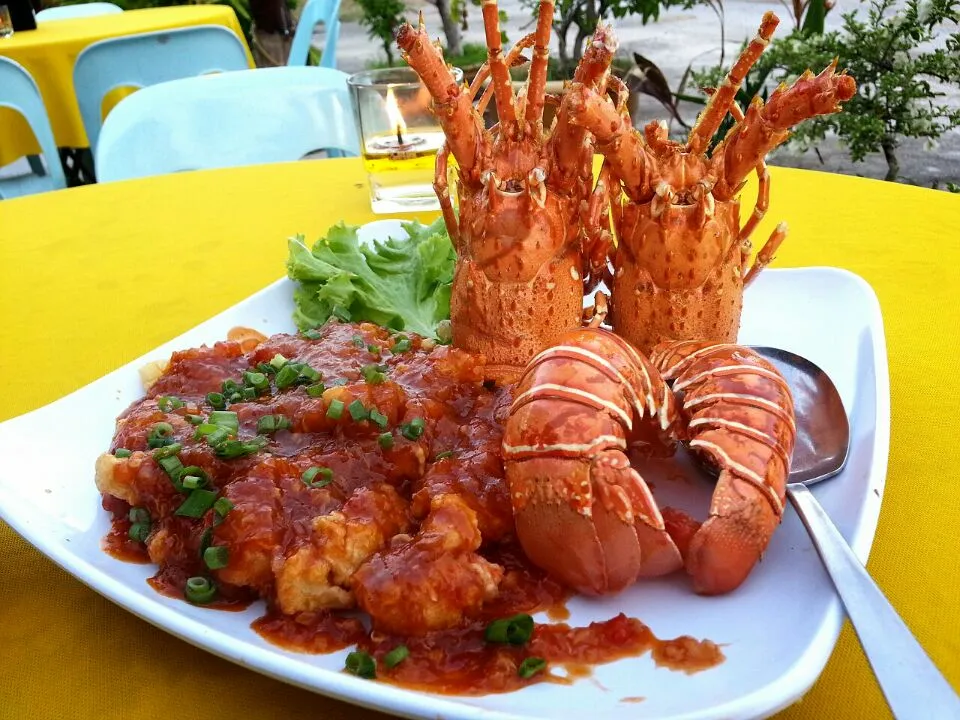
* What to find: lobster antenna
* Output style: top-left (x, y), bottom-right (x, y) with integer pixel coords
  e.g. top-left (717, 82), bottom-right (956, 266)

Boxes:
top-left (481, 0), bottom-right (517, 135)
top-left (685, 11), bottom-right (779, 154)
top-left (524, 0), bottom-right (554, 133)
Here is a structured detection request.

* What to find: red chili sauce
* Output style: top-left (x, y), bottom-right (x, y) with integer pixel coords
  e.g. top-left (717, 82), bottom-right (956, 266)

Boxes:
top-left (98, 320), bottom-right (723, 694)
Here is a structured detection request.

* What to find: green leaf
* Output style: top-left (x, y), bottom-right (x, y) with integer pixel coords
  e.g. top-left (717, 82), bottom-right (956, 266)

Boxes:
top-left (286, 218), bottom-right (455, 339)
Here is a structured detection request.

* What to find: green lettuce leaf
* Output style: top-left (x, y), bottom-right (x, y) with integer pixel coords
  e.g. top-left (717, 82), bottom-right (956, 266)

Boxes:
top-left (286, 218), bottom-right (455, 338)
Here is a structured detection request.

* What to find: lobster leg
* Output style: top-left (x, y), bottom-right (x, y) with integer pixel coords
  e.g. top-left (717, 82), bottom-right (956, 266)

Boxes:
top-left (474, 33), bottom-right (536, 115)
top-left (481, 0), bottom-right (517, 136)
top-left (744, 221), bottom-right (788, 287)
top-left (686, 12), bottom-right (779, 155)
top-left (582, 160), bottom-right (616, 293)
top-left (434, 142), bottom-right (460, 249)
top-left (524, 0), bottom-right (554, 133)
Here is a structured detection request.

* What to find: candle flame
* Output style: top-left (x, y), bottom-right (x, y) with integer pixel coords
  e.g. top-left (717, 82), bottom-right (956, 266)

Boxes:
top-left (384, 87), bottom-right (407, 139)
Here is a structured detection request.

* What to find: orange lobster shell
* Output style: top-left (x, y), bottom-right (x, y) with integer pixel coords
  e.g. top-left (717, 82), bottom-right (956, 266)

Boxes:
top-left (503, 330), bottom-right (797, 596)
top-left (502, 326), bottom-right (684, 595)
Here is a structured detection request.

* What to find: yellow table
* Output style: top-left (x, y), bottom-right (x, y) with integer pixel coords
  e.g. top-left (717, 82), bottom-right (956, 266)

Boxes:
top-left (0, 160), bottom-right (958, 719)
top-left (0, 5), bottom-right (252, 168)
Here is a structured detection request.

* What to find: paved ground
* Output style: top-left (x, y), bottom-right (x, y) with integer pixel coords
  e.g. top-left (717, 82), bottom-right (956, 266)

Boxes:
top-left (3, 0), bottom-right (956, 189)
top-left (329, 0), bottom-right (960, 189)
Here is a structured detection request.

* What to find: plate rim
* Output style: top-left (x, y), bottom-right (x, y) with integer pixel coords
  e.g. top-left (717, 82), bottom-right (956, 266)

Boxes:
top-left (0, 264), bottom-right (891, 720)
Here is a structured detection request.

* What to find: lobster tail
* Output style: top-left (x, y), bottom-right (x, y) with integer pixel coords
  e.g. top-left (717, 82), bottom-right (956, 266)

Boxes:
top-left (503, 328), bottom-right (683, 595)
top-left (652, 340), bottom-right (796, 594)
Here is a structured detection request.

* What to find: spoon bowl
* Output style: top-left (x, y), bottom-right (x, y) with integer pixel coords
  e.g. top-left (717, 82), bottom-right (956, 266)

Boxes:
top-left (751, 345), bottom-right (850, 484)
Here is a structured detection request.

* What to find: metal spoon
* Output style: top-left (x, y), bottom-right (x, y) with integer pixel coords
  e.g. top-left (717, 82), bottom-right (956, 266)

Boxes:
top-left (751, 346), bottom-right (960, 719)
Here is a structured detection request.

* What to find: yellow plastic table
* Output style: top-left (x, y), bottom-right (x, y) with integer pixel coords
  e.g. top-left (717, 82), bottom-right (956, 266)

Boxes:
top-left (0, 160), bottom-right (958, 720)
top-left (0, 5), bottom-right (252, 168)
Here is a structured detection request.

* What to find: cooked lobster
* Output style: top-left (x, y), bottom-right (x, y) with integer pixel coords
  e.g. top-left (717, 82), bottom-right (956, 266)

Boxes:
top-left (651, 340), bottom-right (796, 594)
top-left (503, 320), bottom-right (797, 596)
top-left (566, 11), bottom-right (856, 354)
top-left (501, 313), bottom-right (684, 595)
top-left (396, 2), bottom-right (620, 382)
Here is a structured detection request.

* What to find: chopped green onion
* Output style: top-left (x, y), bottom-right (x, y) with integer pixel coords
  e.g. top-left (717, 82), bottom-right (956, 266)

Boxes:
top-left (368, 409), bottom-right (388, 429)
top-left (306, 382), bottom-right (326, 397)
top-left (185, 414), bottom-right (204, 425)
top-left (367, 344), bottom-right (381, 355)
top-left (326, 399), bottom-right (344, 420)
top-left (209, 411), bottom-right (239, 433)
top-left (304, 328), bottom-right (323, 340)
top-left (215, 436), bottom-right (268, 459)
top-left (257, 414), bottom-right (292, 434)
top-left (361, 364), bottom-right (388, 385)
top-left (213, 497), bottom-right (234, 517)
top-left (184, 576), bottom-right (216, 605)
top-left (485, 614), bottom-right (534, 645)
top-left (300, 365), bottom-right (321, 382)
top-left (242, 387), bottom-right (256, 400)
top-left (152, 442), bottom-right (182, 460)
top-left (114, 448), bottom-right (132, 458)
top-left (181, 474), bottom-right (204, 490)
top-left (255, 362), bottom-right (276, 375)
top-left (383, 645), bottom-right (409, 668)
top-left (518, 657), bottom-right (547, 679)
top-left (378, 432), bottom-right (394, 450)
top-left (351, 334), bottom-right (364, 348)
top-left (302, 466), bottom-right (334, 488)
top-left (128, 522), bottom-right (151, 543)
top-left (332, 305), bottom-right (351, 322)
top-left (243, 370), bottom-right (269, 390)
top-left (401, 417), bottom-right (425, 440)
top-left (434, 450), bottom-right (455, 460)
top-left (221, 379), bottom-right (243, 396)
top-left (207, 427), bottom-right (231, 447)
top-left (157, 455), bottom-right (185, 487)
top-left (348, 400), bottom-right (368, 421)
top-left (206, 392), bottom-right (226, 410)
top-left (147, 422), bottom-right (175, 449)
top-left (392, 337), bottom-right (412, 353)
top-left (175, 488), bottom-right (218, 518)
top-left (157, 396), bottom-right (185, 413)
top-left (203, 545), bottom-right (229, 570)
top-left (128, 507), bottom-right (150, 524)
top-left (269, 354), bottom-right (288, 370)
top-left (274, 364), bottom-right (300, 389)
top-left (345, 651), bottom-right (376, 679)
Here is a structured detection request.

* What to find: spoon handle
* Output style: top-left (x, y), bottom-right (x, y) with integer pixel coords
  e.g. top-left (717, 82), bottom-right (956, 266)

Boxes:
top-left (786, 483), bottom-right (960, 719)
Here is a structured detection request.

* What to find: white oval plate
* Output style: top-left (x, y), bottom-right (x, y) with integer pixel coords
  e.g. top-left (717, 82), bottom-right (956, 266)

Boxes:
top-left (0, 221), bottom-right (889, 720)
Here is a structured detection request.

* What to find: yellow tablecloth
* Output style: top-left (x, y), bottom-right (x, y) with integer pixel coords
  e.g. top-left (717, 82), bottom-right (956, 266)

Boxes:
top-left (0, 160), bottom-right (958, 719)
top-left (0, 5), bottom-right (252, 166)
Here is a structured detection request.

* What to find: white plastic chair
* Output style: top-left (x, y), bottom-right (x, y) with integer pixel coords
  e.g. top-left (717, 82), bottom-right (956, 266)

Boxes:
top-left (288, 0), bottom-right (341, 68)
top-left (0, 57), bottom-right (67, 199)
top-left (36, 3), bottom-right (122, 22)
top-left (94, 66), bottom-right (361, 183)
top-left (73, 25), bottom-right (251, 155)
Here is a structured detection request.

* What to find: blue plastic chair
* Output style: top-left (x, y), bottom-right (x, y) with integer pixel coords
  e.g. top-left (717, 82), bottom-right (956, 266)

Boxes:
top-left (36, 3), bottom-right (122, 22)
top-left (94, 66), bottom-right (360, 183)
top-left (0, 58), bottom-right (67, 200)
top-left (73, 25), bottom-right (251, 155)
top-left (288, 0), bottom-right (341, 69)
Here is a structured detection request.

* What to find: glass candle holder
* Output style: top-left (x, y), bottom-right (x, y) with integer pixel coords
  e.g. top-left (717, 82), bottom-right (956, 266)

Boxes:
top-left (348, 66), bottom-right (462, 215)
